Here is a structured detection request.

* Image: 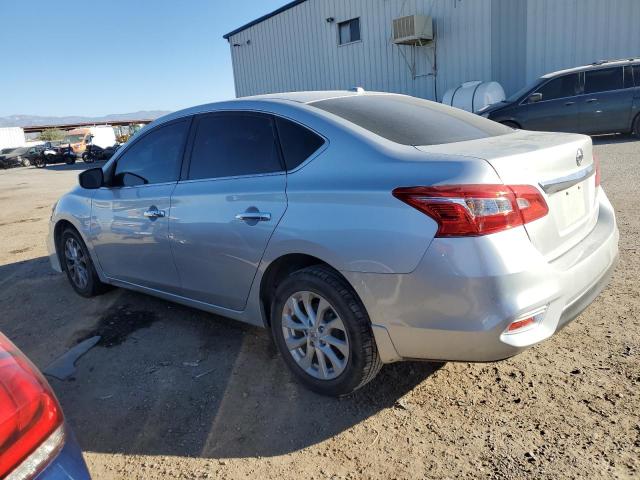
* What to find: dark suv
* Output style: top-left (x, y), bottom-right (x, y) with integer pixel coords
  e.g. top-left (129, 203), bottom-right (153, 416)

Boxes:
top-left (480, 59), bottom-right (640, 136)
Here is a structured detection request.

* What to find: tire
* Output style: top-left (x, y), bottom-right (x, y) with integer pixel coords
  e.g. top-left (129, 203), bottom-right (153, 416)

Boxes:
top-left (632, 113), bottom-right (640, 138)
top-left (21, 157), bottom-right (30, 167)
top-left (270, 265), bottom-right (382, 396)
top-left (60, 228), bottom-right (109, 297)
top-left (82, 152), bottom-right (94, 163)
top-left (34, 157), bottom-right (46, 168)
top-left (500, 120), bottom-right (520, 129)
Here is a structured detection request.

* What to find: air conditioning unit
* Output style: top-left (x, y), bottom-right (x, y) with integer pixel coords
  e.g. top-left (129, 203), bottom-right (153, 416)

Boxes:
top-left (392, 15), bottom-right (433, 45)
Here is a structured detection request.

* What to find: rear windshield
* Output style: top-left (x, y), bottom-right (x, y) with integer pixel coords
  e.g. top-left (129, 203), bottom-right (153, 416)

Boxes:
top-left (310, 94), bottom-right (512, 146)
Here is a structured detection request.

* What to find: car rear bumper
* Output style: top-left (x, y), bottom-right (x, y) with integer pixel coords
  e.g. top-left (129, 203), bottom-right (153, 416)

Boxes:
top-left (35, 426), bottom-right (91, 480)
top-left (344, 188), bottom-right (619, 363)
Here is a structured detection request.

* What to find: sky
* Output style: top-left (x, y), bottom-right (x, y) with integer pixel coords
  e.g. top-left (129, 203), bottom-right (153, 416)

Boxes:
top-left (0, 0), bottom-right (287, 117)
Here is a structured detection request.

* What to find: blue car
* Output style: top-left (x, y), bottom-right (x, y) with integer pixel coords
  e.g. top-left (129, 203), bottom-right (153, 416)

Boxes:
top-left (0, 333), bottom-right (90, 480)
top-left (480, 58), bottom-right (640, 136)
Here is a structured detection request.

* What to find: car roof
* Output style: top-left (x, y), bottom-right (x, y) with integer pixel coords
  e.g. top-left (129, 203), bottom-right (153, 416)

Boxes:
top-left (156, 90), bottom-right (396, 124)
top-left (541, 58), bottom-right (640, 79)
top-left (241, 89), bottom-right (392, 104)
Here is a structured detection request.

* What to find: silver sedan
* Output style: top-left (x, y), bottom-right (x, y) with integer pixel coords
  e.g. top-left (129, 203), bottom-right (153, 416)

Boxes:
top-left (47, 91), bottom-right (619, 396)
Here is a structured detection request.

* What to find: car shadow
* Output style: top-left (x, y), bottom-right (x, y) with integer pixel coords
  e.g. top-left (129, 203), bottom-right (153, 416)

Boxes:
top-left (591, 133), bottom-right (638, 145)
top-left (0, 256), bottom-right (442, 460)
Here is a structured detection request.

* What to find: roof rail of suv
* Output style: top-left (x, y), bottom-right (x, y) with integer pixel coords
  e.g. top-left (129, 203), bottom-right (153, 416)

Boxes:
top-left (591, 58), bottom-right (640, 66)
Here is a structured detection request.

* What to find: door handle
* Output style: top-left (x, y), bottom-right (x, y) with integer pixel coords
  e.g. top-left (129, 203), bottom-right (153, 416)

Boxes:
top-left (586, 98), bottom-right (598, 103)
top-left (235, 212), bottom-right (271, 222)
top-left (143, 208), bottom-right (165, 218)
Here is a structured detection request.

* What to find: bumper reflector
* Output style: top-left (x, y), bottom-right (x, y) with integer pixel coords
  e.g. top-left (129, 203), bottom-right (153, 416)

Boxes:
top-left (504, 307), bottom-right (547, 334)
top-left (507, 317), bottom-right (536, 332)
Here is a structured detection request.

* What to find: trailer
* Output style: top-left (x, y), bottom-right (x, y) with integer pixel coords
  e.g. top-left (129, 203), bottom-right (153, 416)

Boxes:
top-left (0, 127), bottom-right (26, 150)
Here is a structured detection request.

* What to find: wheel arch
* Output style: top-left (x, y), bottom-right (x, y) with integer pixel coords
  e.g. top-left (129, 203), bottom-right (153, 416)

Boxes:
top-left (53, 219), bottom-right (77, 269)
top-left (259, 253), bottom-right (357, 328)
top-left (52, 217), bottom-right (101, 279)
top-left (500, 120), bottom-right (522, 129)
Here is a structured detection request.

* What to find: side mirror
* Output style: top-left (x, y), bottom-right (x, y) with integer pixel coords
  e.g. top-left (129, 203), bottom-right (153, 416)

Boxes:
top-left (79, 167), bottom-right (104, 189)
top-left (528, 92), bottom-right (543, 104)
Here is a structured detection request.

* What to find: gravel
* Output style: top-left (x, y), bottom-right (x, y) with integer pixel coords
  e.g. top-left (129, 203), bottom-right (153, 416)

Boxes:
top-left (0, 138), bottom-right (638, 479)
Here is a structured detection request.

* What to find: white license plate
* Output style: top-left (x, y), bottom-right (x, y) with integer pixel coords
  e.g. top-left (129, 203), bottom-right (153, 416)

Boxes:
top-left (552, 183), bottom-right (587, 231)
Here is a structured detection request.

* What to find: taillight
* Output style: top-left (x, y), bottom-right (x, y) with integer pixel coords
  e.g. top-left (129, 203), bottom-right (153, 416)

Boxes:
top-left (593, 152), bottom-right (601, 187)
top-left (0, 334), bottom-right (63, 479)
top-left (392, 184), bottom-right (548, 237)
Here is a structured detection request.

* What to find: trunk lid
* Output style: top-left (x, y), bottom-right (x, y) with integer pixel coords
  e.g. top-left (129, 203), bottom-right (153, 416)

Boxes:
top-left (416, 130), bottom-right (599, 260)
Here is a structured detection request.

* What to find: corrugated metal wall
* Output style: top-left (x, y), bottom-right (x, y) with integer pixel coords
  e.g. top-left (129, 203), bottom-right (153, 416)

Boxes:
top-left (490, 0), bottom-right (526, 95)
top-left (228, 0), bottom-right (495, 100)
top-left (525, 0), bottom-right (640, 81)
top-left (227, 0), bottom-right (640, 100)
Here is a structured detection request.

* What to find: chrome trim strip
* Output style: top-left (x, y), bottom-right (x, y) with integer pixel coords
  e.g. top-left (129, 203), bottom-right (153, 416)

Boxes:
top-left (539, 163), bottom-right (595, 194)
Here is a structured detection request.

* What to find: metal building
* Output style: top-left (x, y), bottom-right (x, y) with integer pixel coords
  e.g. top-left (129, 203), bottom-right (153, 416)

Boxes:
top-left (224, 0), bottom-right (640, 100)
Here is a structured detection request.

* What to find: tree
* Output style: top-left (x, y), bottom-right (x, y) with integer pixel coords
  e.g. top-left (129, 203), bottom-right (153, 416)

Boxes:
top-left (38, 128), bottom-right (66, 142)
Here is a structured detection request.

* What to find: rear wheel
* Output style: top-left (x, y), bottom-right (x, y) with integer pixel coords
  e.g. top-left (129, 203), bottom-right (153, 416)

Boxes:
top-left (61, 228), bottom-right (109, 297)
top-left (632, 113), bottom-right (640, 138)
top-left (34, 156), bottom-right (46, 168)
top-left (270, 265), bottom-right (382, 396)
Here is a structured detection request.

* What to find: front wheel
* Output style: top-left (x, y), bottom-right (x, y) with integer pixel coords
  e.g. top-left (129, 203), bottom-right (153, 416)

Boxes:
top-left (61, 228), bottom-right (109, 297)
top-left (34, 156), bottom-right (46, 168)
top-left (82, 152), bottom-right (94, 163)
top-left (271, 265), bottom-right (382, 396)
top-left (500, 120), bottom-right (520, 129)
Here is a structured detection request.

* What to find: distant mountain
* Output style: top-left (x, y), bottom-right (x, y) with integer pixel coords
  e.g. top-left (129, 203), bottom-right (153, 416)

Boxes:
top-left (0, 111), bottom-right (171, 128)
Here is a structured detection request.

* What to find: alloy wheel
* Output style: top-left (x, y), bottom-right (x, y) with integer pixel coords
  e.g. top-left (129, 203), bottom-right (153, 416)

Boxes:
top-left (281, 291), bottom-right (350, 380)
top-left (64, 237), bottom-right (89, 290)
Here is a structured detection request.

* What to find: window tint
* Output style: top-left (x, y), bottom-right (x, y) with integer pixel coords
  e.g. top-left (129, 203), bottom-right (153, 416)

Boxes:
top-left (113, 119), bottom-right (189, 187)
top-left (311, 95), bottom-right (511, 146)
top-left (188, 113), bottom-right (282, 180)
top-left (535, 73), bottom-right (581, 101)
top-left (275, 117), bottom-right (325, 170)
top-left (338, 18), bottom-right (360, 45)
top-left (633, 65), bottom-right (640, 87)
top-left (584, 67), bottom-right (623, 94)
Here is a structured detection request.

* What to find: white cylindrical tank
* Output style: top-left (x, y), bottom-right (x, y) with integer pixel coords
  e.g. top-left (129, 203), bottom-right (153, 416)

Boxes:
top-left (441, 81), bottom-right (506, 113)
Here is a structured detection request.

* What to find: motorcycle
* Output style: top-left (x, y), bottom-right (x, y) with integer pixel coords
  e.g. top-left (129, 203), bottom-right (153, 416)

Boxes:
top-left (34, 144), bottom-right (76, 168)
top-left (81, 143), bottom-right (120, 163)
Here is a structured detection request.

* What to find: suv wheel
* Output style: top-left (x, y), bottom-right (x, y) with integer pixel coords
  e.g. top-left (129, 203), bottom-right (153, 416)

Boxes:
top-left (271, 265), bottom-right (382, 396)
top-left (61, 228), bottom-right (109, 297)
top-left (633, 113), bottom-right (640, 138)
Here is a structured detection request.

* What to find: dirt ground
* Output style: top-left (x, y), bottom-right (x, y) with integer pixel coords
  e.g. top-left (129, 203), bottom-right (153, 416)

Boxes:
top-left (0, 139), bottom-right (638, 480)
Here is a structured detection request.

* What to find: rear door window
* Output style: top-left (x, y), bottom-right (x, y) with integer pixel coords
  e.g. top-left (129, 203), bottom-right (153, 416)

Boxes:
top-left (275, 117), bottom-right (325, 170)
top-left (534, 73), bottom-right (581, 101)
top-left (113, 119), bottom-right (189, 187)
top-left (188, 112), bottom-right (282, 180)
top-left (623, 66), bottom-right (634, 89)
top-left (634, 65), bottom-right (640, 87)
top-left (584, 67), bottom-right (624, 94)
